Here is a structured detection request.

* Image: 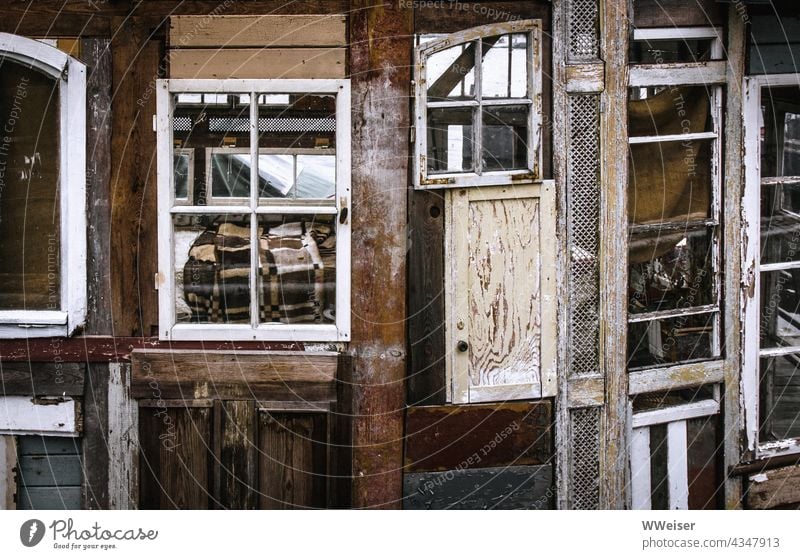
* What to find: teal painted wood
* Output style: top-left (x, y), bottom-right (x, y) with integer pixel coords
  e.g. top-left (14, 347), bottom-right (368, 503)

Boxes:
top-left (16, 436), bottom-right (82, 510)
top-left (403, 465), bottom-right (553, 510)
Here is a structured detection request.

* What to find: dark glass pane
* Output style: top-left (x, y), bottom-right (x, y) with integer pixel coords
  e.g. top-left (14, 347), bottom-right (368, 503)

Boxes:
top-left (0, 60), bottom-right (60, 311)
top-left (175, 214), bottom-right (250, 324)
top-left (687, 416), bottom-right (721, 510)
top-left (628, 312), bottom-right (717, 368)
top-left (256, 93), bottom-right (336, 150)
top-left (629, 39), bottom-right (715, 64)
top-left (427, 107), bottom-right (474, 173)
top-left (629, 227), bottom-right (714, 314)
top-left (759, 355), bottom-right (800, 442)
top-left (760, 178), bottom-right (800, 265)
top-left (481, 105), bottom-right (528, 171)
top-left (257, 214), bottom-right (336, 325)
top-left (759, 270), bottom-right (800, 349)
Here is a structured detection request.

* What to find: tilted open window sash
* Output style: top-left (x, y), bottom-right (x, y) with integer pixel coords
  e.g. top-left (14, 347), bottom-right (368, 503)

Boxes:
top-left (413, 20), bottom-right (543, 189)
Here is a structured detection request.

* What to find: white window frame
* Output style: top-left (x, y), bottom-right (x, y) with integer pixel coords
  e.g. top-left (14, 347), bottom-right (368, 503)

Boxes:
top-left (0, 33), bottom-right (86, 338)
top-left (156, 79), bottom-right (351, 342)
top-left (742, 73), bottom-right (800, 459)
top-left (631, 26), bottom-right (724, 63)
top-left (413, 19), bottom-right (543, 189)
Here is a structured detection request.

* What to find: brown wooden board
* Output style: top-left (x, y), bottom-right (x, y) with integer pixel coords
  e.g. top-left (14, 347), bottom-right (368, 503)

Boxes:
top-left (414, 1), bottom-right (551, 33)
top-left (0, 363), bottom-right (84, 396)
top-left (632, 0), bottom-right (724, 27)
top-left (258, 411), bottom-right (328, 509)
top-left (403, 464), bottom-right (553, 509)
top-left (404, 402), bottom-right (552, 473)
top-left (747, 463), bottom-right (800, 509)
top-left (81, 363), bottom-right (110, 509)
top-left (349, 0), bottom-right (411, 509)
top-left (168, 48), bottom-right (346, 79)
top-left (169, 15), bottom-right (347, 48)
top-left (138, 405), bottom-right (212, 509)
top-left (215, 400), bottom-right (257, 509)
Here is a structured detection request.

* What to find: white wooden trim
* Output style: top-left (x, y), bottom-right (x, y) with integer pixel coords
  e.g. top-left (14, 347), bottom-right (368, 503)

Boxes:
top-left (414, 20), bottom-right (543, 189)
top-left (0, 36), bottom-right (86, 339)
top-left (0, 435), bottom-right (16, 510)
top-left (632, 399), bottom-right (719, 428)
top-left (667, 420), bottom-right (689, 510)
top-left (629, 360), bottom-right (724, 395)
top-left (0, 397), bottom-right (79, 437)
top-left (756, 437), bottom-right (800, 460)
top-left (628, 131), bottom-right (717, 144)
top-left (759, 261), bottom-right (800, 273)
top-left (629, 61), bottom-right (727, 87)
top-left (630, 427), bottom-right (652, 510)
top-left (0, 311), bottom-right (68, 325)
top-left (157, 78), bottom-right (351, 342)
top-left (632, 27), bottom-right (722, 42)
top-left (107, 363), bottom-right (138, 510)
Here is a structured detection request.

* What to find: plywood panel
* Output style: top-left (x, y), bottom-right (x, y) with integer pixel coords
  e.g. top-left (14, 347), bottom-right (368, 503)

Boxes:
top-left (258, 412), bottom-right (327, 509)
top-left (169, 48), bottom-right (346, 79)
top-left (170, 15), bottom-right (347, 47)
top-left (138, 406), bottom-right (212, 509)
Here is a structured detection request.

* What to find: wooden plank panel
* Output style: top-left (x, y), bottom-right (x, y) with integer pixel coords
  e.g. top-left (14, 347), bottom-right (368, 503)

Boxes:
top-left (566, 63), bottom-right (605, 93)
top-left (19, 455), bottom-right (82, 487)
top-left (403, 464), bottom-right (553, 510)
top-left (404, 402), bottom-right (551, 473)
top-left (138, 406), bottom-right (212, 509)
top-left (259, 411), bottom-right (327, 509)
top-left (633, 0), bottom-right (723, 27)
top-left (17, 486), bottom-right (81, 510)
top-left (107, 363), bottom-right (138, 510)
top-left (81, 362), bottom-right (109, 509)
top-left (18, 436), bottom-right (80, 455)
top-left (749, 44), bottom-right (800, 75)
top-left (747, 464), bottom-right (800, 509)
top-left (216, 400), bottom-right (257, 509)
top-left (414, 2), bottom-right (551, 33)
top-left (0, 397), bottom-right (79, 436)
top-left (0, 363), bottom-right (84, 396)
top-left (130, 350), bottom-right (337, 401)
top-left (170, 15), bottom-right (347, 48)
top-left (168, 48), bottom-right (346, 79)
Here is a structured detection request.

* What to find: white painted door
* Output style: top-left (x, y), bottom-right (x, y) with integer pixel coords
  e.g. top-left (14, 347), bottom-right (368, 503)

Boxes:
top-left (445, 182), bottom-right (556, 403)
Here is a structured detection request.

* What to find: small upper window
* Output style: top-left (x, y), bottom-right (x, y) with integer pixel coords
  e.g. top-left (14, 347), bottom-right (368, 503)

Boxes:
top-left (0, 34), bottom-right (86, 338)
top-left (413, 20), bottom-right (543, 188)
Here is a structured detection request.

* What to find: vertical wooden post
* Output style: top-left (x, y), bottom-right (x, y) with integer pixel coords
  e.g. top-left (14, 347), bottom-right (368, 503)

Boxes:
top-left (723, 4), bottom-right (747, 509)
top-left (599, 0), bottom-right (630, 509)
top-left (349, 0), bottom-right (412, 508)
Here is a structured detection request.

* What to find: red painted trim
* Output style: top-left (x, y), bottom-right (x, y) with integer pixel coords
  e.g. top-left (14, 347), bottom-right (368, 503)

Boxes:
top-left (0, 336), bottom-right (304, 362)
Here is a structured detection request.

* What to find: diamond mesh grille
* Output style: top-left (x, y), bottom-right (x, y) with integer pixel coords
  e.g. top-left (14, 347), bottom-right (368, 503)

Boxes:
top-left (567, 94), bottom-right (600, 376)
top-left (567, 0), bottom-right (600, 61)
top-left (570, 407), bottom-right (601, 509)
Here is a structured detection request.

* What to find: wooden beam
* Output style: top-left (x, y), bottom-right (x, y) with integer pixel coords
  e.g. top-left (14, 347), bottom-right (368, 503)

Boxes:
top-left (169, 15), bottom-right (347, 48)
top-left (599, 0), bottom-right (630, 510)
top-left (107, 363), bottom-right (138, 509)
top-left (747, 464), bottom-right (800, 509)
top-left (168, 48), bottom-right (346, 79)
top-left (0, 363), bottom-right (84, 396)
top-left (0, 436), bottom-right (16, 510)
top-left (404, 402), bottom-right (552, 473)
top-left (82, 363), bottom-right (109, 509)
top-left (629, 361), bottom-right (724, 395)
top-left (414, 2), bottom-right (551, 33)
top-left (349, 0), bottom-right (411, 509)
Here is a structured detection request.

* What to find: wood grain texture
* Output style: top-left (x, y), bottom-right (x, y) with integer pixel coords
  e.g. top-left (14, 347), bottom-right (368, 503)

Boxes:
top-left (107, 363), bottom-right (139, 510)
top-left (169, 15), bottom-right (347, 48)
top-left (110, 17), bottom-right (160, 337)
top-left (414, 2), bottom-right (551, 33)
top-left (130, 350), bottom-right (338, 401)
top-left (403, 464), bottom-right (553, 510)
top-left (632, 0), bottom-right (723, 27)
top-left (81, 363), bottom-right (110, 509)
top-left (404, 402), bottom-right (552, 472)
top-left (215, 400), bottom-right (257, 509)
top-left (0, 363), bottom-right (84, 396)
top-left (747, 464), bottom-right (800, 509)
top-left (138, 405), bottom-right (212, 509)
top-left (258, 411), bottom-right (327, 509)
top-left (349, 0), bottom-right (411, 509)
top-left (599, 0), bottom-right (630, 510)
top-left (168, 48), bottom-right (346, 79)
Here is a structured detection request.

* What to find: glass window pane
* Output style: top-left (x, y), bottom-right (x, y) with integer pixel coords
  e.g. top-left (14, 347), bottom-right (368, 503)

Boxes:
top-left (759, 269), bottom-right (800, 349)
top-left (427, 107), bottom-right (474, 173)
top-left (629, 39), bottom-right (715, 64)
top-left (257, 214), bottom-right (336, 325)
top-left (629, 86), bottom-right (713, 137)
top-left (173, 150), bottom-right (192, 201)
top-left (175, 214), bottom-right (251, 324)
top-left (482, 34), bottom-right (527, 99)
top-left (629, 139), bottom-right (712, 225)
top-left (257, 94), bottom-right (336, 150)
top-left (760, 86), bottom-right (800, 178)
top-left (481, 105), bottom-right (528, 171)
top-left (628, 312), bottom-right (717, 369)
top-left (629, 227), bottom-right (714, 314)
top-left (173, 93), bottom-right (252, 205)
top-left (0, 61), bottom-right (60, 311)
top-left (426, 42), bottom-right (476, 101)
top-left (295, 155), bottom-right (335, 199)
top-left (256, 153), bottom-right (294, 198)
top-left (759, 355), bottom-right (800, 442)
top-left (760, 178), bottom-right (800, 265)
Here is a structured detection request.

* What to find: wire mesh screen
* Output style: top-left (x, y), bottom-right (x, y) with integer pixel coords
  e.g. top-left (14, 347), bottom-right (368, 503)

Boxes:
top-left (570, 406), bottom-right (601, 509)
top-left (567, 0), bottom-right (600, 61)
top-left (567, 94), bottom-right (600, 377)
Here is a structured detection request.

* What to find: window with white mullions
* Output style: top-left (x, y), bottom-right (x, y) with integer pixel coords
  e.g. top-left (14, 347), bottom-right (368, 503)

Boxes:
top-left (626, 84), bottom-right (724, 370)
top-left (157, 79), bottom-right (351, 342)
top-left (743, 76), bottom-right (800, 456)
top-left (414, 20), bottom-right (543, 188)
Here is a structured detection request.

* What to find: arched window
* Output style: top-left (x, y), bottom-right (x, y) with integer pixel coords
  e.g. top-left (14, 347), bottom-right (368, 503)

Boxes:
top-left (0, 34), bottom-right (86, 337)
top-left (414, 20), bottom-right (543, 189)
